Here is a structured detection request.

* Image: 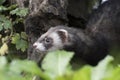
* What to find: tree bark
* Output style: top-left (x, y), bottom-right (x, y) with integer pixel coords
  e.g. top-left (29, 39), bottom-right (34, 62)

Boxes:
top-left (16, 0), bottom-right (29, 7)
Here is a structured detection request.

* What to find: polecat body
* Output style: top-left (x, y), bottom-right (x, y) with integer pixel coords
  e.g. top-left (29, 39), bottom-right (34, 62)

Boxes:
top-left (33, 26), bottom-right (108, 65)
top-left (33, 0), bottom-right (120, 65)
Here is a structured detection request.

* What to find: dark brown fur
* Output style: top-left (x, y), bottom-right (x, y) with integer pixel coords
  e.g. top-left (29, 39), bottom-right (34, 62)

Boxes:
top-left (32, 0), bottom-right (120, 66)
top-left (42, 0), bottom-right (120, 65)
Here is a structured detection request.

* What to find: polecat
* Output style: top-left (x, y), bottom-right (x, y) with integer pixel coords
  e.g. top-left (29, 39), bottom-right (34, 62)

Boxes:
top-left (33, 25), bottom-right (109, 65)
top-left (33, 0), bottom-right (120, 65)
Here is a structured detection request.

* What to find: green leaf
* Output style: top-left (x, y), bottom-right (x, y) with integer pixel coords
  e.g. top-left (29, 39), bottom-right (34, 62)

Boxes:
top-left (12, 33), bottom-right (28, 52)
top-left (0, 15), bottom-right (6, 21)
top-left (0, 56), bottom-right (28, 80)
top-left (3, 19), bottom-right (12, 29)
top-left (91, 55), bottom-right (114, 80)
top-left (0, 56), bottom-right (7, 70)
top-left (12, 33), bottom-right (20, 44)
top-left (10, 8), bottom-right (28, 17)
top-left (0, 43), bottom-right (8, 55)
top-left (103, 67), bottom-right (120, 80)
top-left (0, 6), bottom-right (7, 11)
top-left (56, 65), bottom-right (91, 80)
top-left (56, 73), bottom-right (73, 80)
top-left (9, 60), bottom-right (50, 80)
top-left (0, 56), bottom-right (50, 80)
top-left (42, 50), bottom-right (74, 79)
top-left (7, 4), bottom-right (17, 10)
top-left (16, 39), bottom-right (28, 52)
top-left (0, 15), bottom-right (12, 30)
top-left (21, 32), bottom-right (28, 39)
top-left (73, 66), bottom-right (91, 80)
top-left (10, 60), bottom-right (41, 74)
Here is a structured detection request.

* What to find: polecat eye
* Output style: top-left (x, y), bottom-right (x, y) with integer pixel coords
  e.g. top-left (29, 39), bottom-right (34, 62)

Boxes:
top-left (44, 37), bottom-right (52, 44)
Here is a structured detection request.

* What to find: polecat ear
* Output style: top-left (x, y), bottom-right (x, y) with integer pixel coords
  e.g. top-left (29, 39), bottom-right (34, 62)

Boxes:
top-left (57, 29), bottom-right (68, 43)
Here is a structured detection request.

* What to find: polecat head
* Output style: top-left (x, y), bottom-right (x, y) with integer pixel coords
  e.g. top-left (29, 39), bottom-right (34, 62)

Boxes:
top-left (33, 27), bottom-right (69, 53)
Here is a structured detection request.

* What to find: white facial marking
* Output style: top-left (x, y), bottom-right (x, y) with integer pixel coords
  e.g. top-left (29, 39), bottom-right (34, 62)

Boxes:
top-left (101, 0), bottom-right (108, 4)
top-left (33, 42), bottom-right (46, 52)
top-left (48, 32), bottom-right (63, 51)
top-left (59, 29), bottom-right (67, 33)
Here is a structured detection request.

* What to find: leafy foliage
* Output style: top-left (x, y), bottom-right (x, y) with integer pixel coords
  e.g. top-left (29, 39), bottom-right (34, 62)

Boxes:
top-left (0, 43), bottom-right (8, 55)
top-left (0, 2), bottom-right (28, 55)
top-left (0, 50), bottom-right (120, 80)
top-left (12, 33), bottom-right (28, 52)
top-left (10, 8), bottom-right (28, 17)
top-left (42, 50), bottom-right (74, 79)
top-left (0, 56), bottom-right (49, 80)
top-left (0, 15), bottom-right (12, 31)
top-left (40, 51), bottom-right (120, 80)
top-left (91, 56), bottom-right (113, 80)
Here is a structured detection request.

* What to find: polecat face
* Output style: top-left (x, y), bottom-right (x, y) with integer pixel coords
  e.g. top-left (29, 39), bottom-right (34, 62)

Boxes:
top-left (33, 27), bottom-right (68, 53)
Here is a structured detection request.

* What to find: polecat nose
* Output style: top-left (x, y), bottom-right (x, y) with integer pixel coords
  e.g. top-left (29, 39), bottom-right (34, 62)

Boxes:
top-left (33, 43), bottom-right (37, 48)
